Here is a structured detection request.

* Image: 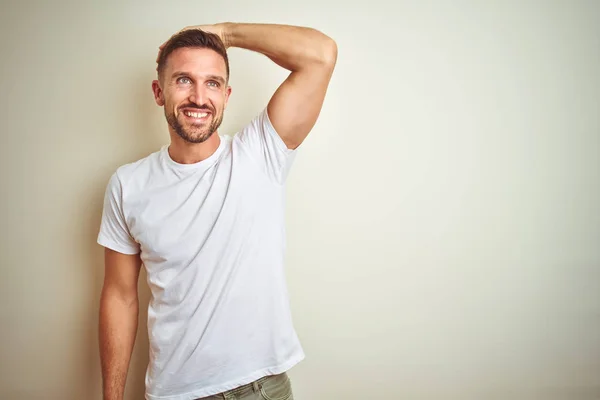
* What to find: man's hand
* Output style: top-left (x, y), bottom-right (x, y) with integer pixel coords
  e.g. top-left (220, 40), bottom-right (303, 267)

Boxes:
top-left (156, 23), bottom-right (230, 63)
top-left (188, 23), bottom-right (230, 47)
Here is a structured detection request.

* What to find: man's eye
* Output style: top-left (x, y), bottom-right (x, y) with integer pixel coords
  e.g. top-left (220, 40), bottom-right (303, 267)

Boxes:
top-left (177, 77), bottom-right (191, 84)
top-left (207, 81), bottom-right (219, 87)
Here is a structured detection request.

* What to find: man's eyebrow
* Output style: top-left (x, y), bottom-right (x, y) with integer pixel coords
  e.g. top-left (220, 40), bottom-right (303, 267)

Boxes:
top-left (206, 75), bottom-right (226, 85)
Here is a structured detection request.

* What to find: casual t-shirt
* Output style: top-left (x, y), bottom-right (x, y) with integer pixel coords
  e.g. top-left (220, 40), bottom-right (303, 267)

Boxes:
top-left (97, 108), bottom-right (305, 400)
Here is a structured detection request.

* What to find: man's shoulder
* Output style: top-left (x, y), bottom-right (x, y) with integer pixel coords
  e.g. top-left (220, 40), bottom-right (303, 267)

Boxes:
top-left (110, 147), bottom-right (163, 187)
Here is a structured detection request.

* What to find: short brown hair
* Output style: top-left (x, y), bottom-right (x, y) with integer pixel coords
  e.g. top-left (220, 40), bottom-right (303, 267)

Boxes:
top-left (157, 29), bottom-right (230, 82)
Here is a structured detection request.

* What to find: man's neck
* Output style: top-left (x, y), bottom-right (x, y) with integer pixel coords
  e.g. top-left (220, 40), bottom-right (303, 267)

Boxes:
top-left (167, 131), bottom-right (221, 164)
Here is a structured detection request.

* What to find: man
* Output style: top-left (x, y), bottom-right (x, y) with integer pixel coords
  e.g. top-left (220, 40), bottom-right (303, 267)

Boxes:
top-left (97, 22), bottom-right (337, 400)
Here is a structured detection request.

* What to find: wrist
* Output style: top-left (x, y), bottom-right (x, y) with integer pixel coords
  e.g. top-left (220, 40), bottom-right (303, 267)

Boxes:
top-left (219, 22), bottom-right (235, 48)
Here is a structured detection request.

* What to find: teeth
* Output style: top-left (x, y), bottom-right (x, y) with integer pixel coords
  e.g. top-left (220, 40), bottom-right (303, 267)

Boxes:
top-left (185, 111), bottom-right (208, 118)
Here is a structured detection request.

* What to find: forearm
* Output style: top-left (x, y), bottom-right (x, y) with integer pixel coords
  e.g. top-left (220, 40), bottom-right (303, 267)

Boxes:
top-left (224, 23), bottom-right (337, 72)
top-left (99, 288), bottom-right (139, 400)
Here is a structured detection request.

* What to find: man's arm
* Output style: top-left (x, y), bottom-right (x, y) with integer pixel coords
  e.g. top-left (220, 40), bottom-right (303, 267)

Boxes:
top-left (99, 248), bottom-right (142, 400)
top-left (226, 23), bottom-right (337, 149)
top-left (185, 22), bottom-right (337, 149)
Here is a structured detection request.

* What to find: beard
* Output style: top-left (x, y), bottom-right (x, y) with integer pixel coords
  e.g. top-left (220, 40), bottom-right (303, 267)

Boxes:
top-left (165, 104), bottom-right (224, 144)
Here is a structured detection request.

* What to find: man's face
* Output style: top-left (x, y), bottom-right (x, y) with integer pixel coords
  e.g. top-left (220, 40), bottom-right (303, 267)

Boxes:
top-left (153, 47), bottom-right (231, 143)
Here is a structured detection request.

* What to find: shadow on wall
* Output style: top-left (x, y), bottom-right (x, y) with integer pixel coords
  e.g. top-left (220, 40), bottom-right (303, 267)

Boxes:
top-left (83, 63), bottom-right (164, 400)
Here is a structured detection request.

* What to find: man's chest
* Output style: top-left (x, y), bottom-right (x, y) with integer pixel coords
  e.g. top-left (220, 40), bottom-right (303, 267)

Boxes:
top-left (124, 160), bottom-right (280, 262)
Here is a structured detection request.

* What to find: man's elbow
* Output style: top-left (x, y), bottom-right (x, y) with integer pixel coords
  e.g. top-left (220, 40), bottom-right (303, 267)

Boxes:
top-left (100, 284), bottom-right (139, 310)
top-left (321, 36), bottom-right (338, 68)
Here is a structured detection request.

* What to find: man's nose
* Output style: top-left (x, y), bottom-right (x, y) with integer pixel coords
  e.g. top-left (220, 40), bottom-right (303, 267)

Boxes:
top-left (189, 84), bottom-right (207, 106)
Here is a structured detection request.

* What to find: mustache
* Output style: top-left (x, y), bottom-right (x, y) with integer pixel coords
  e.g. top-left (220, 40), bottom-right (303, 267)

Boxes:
top-left (179, 103), bottom-right (213, 113)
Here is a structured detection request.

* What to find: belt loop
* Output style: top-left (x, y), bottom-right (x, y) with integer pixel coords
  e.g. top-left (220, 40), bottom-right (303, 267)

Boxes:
top-left (252, 380), bottom-right (260, 392)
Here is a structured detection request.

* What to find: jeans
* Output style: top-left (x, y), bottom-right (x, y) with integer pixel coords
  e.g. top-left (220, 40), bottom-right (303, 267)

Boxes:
top-left (196, 372), bottom-right (294, 400)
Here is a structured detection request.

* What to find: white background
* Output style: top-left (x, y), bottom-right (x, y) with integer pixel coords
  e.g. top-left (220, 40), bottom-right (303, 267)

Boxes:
top-left (1, 0), bottom-right (599, 399)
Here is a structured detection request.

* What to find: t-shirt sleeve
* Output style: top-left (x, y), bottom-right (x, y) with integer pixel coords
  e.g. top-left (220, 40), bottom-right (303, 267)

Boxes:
top-left (97, 172), bottom-right (140, 255)
top-left (236, 107), bottom-right (298, 184)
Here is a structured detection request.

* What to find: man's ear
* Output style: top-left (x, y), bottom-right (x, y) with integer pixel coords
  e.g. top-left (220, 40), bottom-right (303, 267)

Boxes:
top-left (224, 85), bottom-right (232, 109)
top-left (152, 80), bottom-right (164, 106)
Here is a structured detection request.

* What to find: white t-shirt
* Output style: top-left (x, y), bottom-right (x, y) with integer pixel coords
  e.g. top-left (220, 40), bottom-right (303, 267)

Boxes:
top-left (97, 108), bottom-right (305, 400)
